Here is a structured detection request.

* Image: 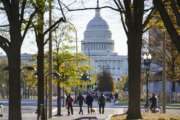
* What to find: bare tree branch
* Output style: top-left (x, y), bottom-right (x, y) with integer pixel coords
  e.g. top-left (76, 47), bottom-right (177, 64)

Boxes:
top-left (58, 0), bottom-right (66, 21)
top-left (0, 7), bottom-right (5, 10)
top-left (113, 0), bottom-right (127, 34)
top-left (1, 0), bottom-right (11, 17)
top-left (31, 23), bottom-right (38, 41)
top-left (43, 17), bottom-right (65, 35)
top-left (0, 24), bottom-right (10, 27)
top-left (144, 7), bottom-right (154, 12)
top-left (69, 6), bottom-right (119, 12)
top-left (143, 7), bottom-right (155, 29)
top-left (0, 35), bottom-right (10, 53)
top-left (143, 25), bottom-right (151, 33)
top-left (114, 0), bottom-right (121, 11)
top-left (20, 0), bottom-right (27, 26)
top-left (22, 9), bottom-right (37, 40)
top-left (43, 17), bottom-right (65, 44)
top-left (117, 0), bottom-right (125, 10)
top-left (22, 8), bottom-right (37, 40)
top-left (60, 0), bottom-right (120, 12)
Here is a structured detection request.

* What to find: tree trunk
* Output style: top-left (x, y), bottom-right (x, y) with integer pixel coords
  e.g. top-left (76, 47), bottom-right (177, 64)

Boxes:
top-left (36, 1), bottom-right (45, 119)
top-left (57, 81), bottom-right (61, 115)
top-left (62, 87), bottom-right (65, 107)
top-left (37, 41), bottom-right (45, 120)
top-left (8, 48), bottom-right (21, 120)
top-left (126, 1), bottom-right (144, 119)
top-left (127, 32), bottom-right (142, 119)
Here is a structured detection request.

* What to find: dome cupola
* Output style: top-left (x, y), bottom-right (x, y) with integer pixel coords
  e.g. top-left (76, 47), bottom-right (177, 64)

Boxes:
top-left (81, 1), bottom-right (114, 56)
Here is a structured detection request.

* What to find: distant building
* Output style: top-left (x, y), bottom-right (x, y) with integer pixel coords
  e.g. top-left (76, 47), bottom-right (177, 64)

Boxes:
top-left (0, 53), bottom-right (34, 65)
top-left (81, 8), bottom-right (128, 80)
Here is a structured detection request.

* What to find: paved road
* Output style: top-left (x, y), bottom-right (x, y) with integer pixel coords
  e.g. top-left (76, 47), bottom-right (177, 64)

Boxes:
top-left (0, 101), bottom-right (180, 120)
top-left (0, 102), bottom-right (125, 120)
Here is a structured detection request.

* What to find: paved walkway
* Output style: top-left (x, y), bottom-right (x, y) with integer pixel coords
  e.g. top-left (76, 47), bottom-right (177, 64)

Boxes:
top-left (50, 107), bottom-right (125, 120)
top-left (0, 101), bottom-right (180, 120)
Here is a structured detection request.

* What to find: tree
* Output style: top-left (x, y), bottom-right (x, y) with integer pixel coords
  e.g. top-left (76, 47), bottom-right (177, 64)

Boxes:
top-left (51, 21), bottom-right (76, 115)
top-left (114, 1), bottom-right (145, 119)
top-left (97, 70), bottom-right (115, 92)
top-left (153, 0), bottom-right (180, 52)
top-left (31, 1), bottom-right (65, 118)
top-left (149, 27), bottom-right (180, 95)
top-left (116, 75), bottom-right (128, 92)
top-left (21, 65), bottom-right (37, 99)
top-left (0, 1), bottom-right (36, 119)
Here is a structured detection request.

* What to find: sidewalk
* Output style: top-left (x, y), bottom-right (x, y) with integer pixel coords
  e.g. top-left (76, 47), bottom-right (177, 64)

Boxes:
top-left (50, 107), bottom-right (125, 120)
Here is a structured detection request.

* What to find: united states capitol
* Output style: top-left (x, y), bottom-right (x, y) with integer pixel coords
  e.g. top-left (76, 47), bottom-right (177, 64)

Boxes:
top-left (81, 8), bottom-right (128, 81)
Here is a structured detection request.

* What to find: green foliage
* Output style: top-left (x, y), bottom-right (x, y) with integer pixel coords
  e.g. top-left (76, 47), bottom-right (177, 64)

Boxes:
top-left (22, 65), bottom-right (37, 88)
top-left (97, 70), bottom-right (115, 93)
top-left (53, 51), bottom-right (92, 91)
top-left (116, 75), bottom-right (128, 92)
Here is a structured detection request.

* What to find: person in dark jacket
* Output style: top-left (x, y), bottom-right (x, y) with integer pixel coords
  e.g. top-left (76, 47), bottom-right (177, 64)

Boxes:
top-left (66, 94), bottom-right (74, 115)
top-left (98, 93), bottom-right (106, 114)
top-left (149, 93), bottom-right (157, 113)
top-left (77, 93), bottom-right (85, 114)
top-left (85, 93), bottom-right (94, 114)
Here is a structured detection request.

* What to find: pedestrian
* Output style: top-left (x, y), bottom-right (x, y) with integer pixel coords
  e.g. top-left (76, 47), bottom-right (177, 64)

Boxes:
top-left (149, 93), bottom-right (157, 113)
top-left (85, 93), bottom-right (94, 114)
top-left (98, 93), bottom-right (106, 114)
top-left (77, 93), bottom-right (85, 115)
top-left (114, 92), bottom-right (118, 102)
top-left (66, 94), bottom-right (74, 115)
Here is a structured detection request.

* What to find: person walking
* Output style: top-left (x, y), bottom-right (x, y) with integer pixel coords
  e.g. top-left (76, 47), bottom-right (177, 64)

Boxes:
top-left (66, 94), bottom-right (74, 115)
top-left (149, 93), bottom-right (157, 113)
top-left (85, 93), bottom-right (94, 114)
top-left (98, 93), bottom-right (106, 114)
top-left (77, 93), bottom-right (85, 115)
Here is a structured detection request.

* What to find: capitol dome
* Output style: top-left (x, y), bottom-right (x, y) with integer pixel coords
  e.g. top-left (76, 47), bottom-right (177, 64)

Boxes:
top-left (82, 8), bottom-right (114, 56)
top-left (86, 10), bottom-right (109, 30)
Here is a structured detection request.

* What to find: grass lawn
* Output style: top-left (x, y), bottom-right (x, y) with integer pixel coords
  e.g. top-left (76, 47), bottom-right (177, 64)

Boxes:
top-left (111, 113), bottom-right (180, 120)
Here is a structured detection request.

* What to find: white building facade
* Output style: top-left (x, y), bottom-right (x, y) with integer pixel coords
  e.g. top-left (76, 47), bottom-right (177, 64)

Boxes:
top-left (81, 8), bottom-right (128, 81)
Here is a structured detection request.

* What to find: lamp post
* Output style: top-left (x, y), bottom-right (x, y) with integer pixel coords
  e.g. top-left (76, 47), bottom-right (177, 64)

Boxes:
top-left (45, 71), bottom-right (63, 118)
top-left (50, 72), bottom-right (62, 116)
top-left (162, 30), bottom-right (166, 113)
top-left (143, 53), bottom-right (152, 108)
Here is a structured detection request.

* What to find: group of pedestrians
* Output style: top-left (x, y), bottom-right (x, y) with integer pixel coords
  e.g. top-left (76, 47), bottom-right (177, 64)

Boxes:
top-left (65, 93), bottom-right (106, 115)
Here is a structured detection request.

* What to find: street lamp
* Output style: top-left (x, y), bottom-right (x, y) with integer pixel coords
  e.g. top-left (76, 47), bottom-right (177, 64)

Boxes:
top-left (47, 71), bottom-right (69, 116)
top-left (49, 72), bottom-right (62, 116)
top-left (45, 71), bottom-right (64, 118)
top-left (143, 52), bottom-right (152, 108)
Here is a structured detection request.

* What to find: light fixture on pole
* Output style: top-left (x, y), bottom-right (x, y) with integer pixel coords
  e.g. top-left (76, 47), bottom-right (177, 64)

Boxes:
top-left (143, 52), bottom-right (152, 109)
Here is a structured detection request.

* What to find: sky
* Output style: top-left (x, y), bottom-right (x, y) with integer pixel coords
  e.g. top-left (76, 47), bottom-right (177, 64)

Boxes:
top-left (0, 0), bottom-right (128, 56)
